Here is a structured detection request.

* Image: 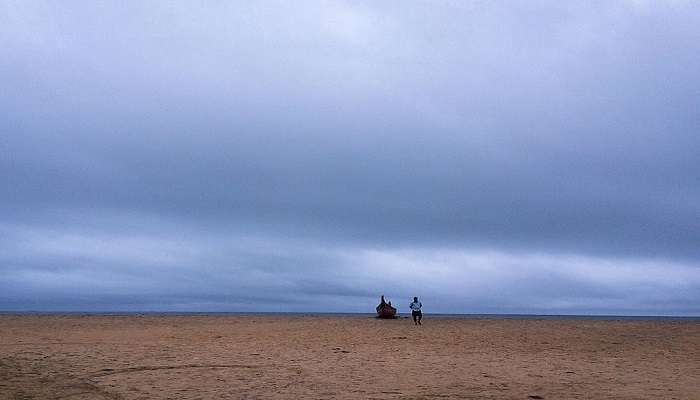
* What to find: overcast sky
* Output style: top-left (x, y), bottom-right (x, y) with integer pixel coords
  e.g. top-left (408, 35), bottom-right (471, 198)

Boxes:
top-left (1, 1), bottom-right (699, 315)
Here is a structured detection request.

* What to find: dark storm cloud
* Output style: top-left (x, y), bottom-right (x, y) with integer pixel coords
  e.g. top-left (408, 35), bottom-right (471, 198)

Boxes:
top-left (1, 1), bottom-right (699, 313)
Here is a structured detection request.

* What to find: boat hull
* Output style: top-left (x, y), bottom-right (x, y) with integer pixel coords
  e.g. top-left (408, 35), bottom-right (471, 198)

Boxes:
top-left (376, 305), bottom-right (397, 319)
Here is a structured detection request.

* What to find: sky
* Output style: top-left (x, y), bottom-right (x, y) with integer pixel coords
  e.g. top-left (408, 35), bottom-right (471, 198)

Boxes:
top-left (1, 1), bottom-right (699, 315)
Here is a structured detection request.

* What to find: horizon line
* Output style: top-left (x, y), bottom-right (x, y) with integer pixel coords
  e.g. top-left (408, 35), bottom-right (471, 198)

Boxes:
top-left (1, 311), bottom-right (698, 320)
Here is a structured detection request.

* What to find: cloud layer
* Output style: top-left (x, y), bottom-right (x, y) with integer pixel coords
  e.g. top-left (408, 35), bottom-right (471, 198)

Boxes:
top-left (1, 1), bottom-right (699, 314)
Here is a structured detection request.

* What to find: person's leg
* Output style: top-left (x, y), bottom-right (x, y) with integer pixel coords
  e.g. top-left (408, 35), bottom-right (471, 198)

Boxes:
top-left (417, 312), bottom-right (422, 325)
top-left (412, 312), bottom-right (418, 325)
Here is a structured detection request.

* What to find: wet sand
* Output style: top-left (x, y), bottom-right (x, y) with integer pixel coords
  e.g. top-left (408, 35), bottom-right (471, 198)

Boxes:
top-left (1, 315), bottom-right (698, 399)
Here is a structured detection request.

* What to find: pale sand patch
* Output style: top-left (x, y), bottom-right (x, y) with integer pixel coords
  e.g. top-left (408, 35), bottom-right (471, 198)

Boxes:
top-left (1, 315), bottom-right (698, 399)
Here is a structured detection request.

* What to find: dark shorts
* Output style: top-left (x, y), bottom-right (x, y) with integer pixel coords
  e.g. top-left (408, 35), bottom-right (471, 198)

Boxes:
top-left (412, 310), bottom-right (422, 317)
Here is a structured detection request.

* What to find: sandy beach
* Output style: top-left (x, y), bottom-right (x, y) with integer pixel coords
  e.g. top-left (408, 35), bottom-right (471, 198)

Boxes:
top-left (1, 315), bottom-right (698, 399)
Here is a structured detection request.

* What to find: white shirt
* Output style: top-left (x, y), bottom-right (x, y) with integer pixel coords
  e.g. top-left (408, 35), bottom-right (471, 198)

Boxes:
top-left (409, 301), bottom-right (422, 312)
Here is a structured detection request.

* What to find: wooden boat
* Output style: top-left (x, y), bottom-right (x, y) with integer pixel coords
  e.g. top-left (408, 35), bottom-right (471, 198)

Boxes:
top-left (376, 296), bottom-right (397, 318)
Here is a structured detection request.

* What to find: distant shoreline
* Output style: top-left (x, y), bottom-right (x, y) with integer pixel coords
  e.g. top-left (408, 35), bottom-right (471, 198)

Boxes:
top-left (1, 311), bottom-right (698, 321)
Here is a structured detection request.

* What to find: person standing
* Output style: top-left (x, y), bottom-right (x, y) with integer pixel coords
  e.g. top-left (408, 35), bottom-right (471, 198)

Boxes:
top-left (409, 296), bottom-right (422, 325)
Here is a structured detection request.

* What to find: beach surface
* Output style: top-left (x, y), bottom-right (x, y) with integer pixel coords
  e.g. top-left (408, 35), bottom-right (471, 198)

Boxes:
top-left (1, 315), bottom-right (698, 399)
